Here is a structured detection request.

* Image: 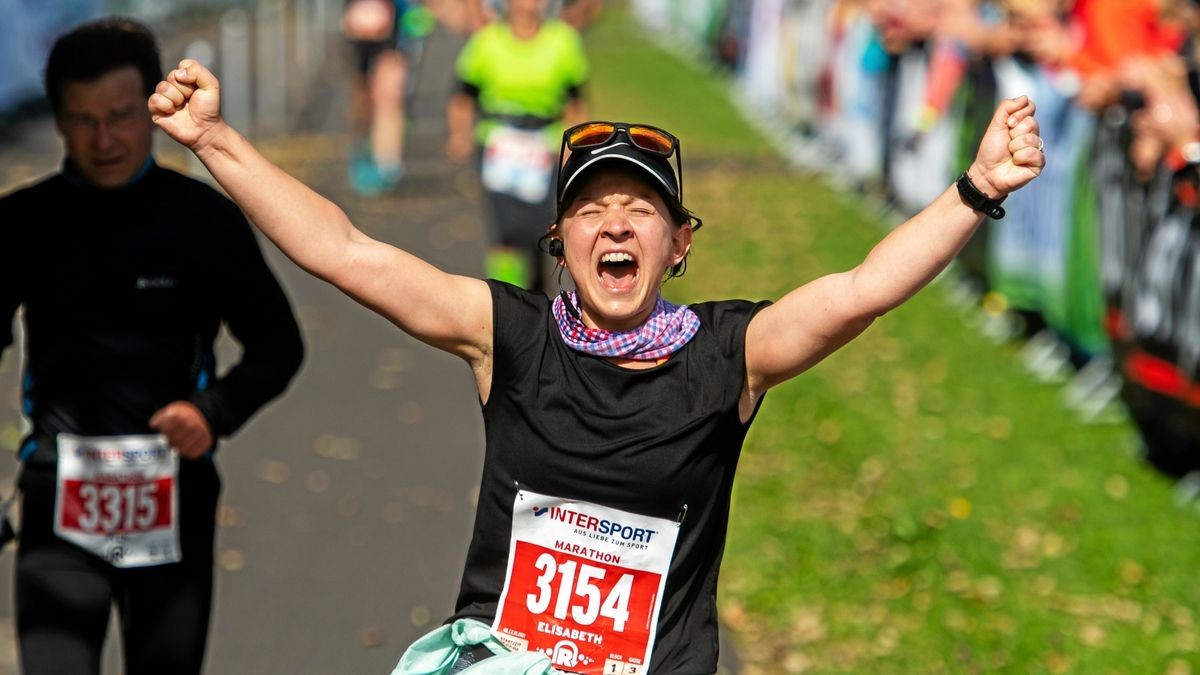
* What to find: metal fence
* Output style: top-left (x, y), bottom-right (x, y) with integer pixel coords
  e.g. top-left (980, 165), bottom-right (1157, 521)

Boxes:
top-left (0, 0), bottom-right (338, 135)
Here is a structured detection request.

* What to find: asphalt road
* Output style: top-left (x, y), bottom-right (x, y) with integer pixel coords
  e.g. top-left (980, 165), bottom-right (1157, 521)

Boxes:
top-left (199, 24), bottom-right (490, 674)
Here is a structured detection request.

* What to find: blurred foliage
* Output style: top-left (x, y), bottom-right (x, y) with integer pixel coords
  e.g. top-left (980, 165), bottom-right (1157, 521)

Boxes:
top-left (585, 9), bottom-right (1200, 674)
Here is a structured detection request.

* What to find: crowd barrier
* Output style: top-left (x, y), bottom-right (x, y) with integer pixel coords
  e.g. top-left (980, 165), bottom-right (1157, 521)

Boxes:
top-left (0, 0), bottom-right (335, 131)
top-left (0, 0), bottom-right (104, 112)
top-left (0, 0), bottom-right (231, 112)
top-left (631, 0), bottom-right (1200, 478)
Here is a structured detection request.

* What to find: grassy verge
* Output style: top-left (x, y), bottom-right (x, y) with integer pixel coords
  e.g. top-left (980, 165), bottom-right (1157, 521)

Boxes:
top-left (585, 10), bottom-right (1200, 674)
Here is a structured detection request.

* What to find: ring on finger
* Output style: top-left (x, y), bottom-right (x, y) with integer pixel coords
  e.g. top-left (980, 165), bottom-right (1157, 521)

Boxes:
top-left (1037, 137), bottom-right (1045, 152)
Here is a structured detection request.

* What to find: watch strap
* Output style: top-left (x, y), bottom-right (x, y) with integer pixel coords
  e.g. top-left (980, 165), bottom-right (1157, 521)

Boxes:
top-left (956, 171), bottom-right (1006, 219)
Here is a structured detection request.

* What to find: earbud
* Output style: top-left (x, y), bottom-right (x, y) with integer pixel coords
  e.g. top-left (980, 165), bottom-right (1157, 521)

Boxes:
top-left (547, 238), bottom-right (564, 257)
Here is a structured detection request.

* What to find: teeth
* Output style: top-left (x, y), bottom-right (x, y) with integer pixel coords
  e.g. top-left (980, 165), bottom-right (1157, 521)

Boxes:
top-left (601, 252), bottom-right (634, 263)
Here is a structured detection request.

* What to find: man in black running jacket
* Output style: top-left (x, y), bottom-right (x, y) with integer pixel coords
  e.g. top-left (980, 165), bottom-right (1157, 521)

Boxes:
top-left (0, 18), bottom-right (303, 675)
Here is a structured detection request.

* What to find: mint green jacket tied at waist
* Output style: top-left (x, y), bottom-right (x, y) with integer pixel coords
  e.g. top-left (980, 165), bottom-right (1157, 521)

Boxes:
top-left (392, 619), bottom-right (567, 675)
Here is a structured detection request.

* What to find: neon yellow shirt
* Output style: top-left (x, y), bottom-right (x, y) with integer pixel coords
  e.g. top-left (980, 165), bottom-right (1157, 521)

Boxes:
top-left (456, 19), bottom-right (589, 144)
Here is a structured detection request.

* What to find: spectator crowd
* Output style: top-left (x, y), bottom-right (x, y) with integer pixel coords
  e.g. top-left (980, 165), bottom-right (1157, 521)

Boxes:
top-left (634, 0), bottom-right (1200, 484)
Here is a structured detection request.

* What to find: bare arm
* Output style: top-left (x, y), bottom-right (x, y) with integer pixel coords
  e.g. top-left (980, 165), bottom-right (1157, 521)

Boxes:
top-left (563, 96), bottom-right (589, 128)
top-left (742, 96), bottom-right (1045, 414)
top-left (465, 0), bottom-right (492, 31)
top-left (446, 92), bottom-right (477, 163)
top-left (149, 60), bottom-right (492, 374)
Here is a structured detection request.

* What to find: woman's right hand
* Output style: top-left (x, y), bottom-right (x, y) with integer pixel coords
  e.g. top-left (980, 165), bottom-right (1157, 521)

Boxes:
top-left (148, 59), bottom-right (224, 151)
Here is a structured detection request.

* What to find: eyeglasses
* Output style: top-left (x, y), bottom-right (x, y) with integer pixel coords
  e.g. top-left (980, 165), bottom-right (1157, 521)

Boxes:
top-left (558, 121), bottom-right (685, 198)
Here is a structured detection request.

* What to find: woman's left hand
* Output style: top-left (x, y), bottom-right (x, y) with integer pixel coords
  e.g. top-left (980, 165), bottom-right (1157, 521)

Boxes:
top-left (967, 95), bottom-right (1045, 199)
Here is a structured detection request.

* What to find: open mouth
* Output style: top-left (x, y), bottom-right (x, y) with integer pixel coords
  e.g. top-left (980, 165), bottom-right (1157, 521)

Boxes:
top-left (597, 251), bottom-right (639, 293)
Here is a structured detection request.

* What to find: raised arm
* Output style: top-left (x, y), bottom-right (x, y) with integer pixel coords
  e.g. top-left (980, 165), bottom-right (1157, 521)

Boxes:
top-left (148, 60), bottom-right (493, 373)
top-left (742, 96), bottom-right (1044, 412)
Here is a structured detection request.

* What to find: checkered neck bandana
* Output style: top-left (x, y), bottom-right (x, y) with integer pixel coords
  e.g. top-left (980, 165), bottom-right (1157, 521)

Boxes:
top-left (552, 291), bottom-right (701, 361)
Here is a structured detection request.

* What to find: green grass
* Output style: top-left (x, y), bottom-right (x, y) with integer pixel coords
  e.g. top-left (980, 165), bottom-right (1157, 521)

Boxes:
top-left (584, 10), bottom-right (1200, 675)
top-left (584, 12), bottom-right (772, 160)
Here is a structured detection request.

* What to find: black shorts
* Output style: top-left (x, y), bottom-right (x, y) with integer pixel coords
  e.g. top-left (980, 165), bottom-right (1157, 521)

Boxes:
top-left (15, 457), bottom-right (222, 675)
top-left (473, 141), bottom-right (557, 251)
top-left (350, 35), bottom-right (425, 76)
top-left (483, 186), bottom-right (555, 250)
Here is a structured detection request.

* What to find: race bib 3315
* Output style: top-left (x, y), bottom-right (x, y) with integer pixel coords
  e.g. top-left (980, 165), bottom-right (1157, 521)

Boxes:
top-left (54, 434), bottom-right (180, 568)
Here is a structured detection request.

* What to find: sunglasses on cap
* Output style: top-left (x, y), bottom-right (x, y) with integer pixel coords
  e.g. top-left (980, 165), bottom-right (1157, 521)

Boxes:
top-left (557, 121), bottom-right (686, 204)
top-left (565, 122), bottom-right (679, 155)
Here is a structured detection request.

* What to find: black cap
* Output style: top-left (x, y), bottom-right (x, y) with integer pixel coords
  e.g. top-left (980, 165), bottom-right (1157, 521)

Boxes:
top-left (556, 137), bottom-right (681, 216)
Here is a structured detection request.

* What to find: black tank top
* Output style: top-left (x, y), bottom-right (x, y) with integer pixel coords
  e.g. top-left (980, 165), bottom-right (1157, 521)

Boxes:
top-left (452, 281), bottom-right (770, 674)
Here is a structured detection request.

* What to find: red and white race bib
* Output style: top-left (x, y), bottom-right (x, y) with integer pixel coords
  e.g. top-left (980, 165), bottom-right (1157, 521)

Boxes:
top-left (493, 490), bottom-right (680, 674)
top-left (54, 434), bottom-right (180, 568)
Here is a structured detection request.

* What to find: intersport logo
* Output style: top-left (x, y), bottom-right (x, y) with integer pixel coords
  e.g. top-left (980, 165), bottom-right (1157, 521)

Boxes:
top-left (543, 505), bottom-right (658, 543)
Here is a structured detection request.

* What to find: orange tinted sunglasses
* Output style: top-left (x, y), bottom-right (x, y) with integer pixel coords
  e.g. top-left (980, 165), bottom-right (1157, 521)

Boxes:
top-left (565, 122), bottom-right (679, 156)
top-left (558, 121), bottom-right (685, 197)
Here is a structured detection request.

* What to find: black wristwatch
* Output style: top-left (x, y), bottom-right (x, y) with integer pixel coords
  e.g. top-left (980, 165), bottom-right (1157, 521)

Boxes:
top-left (956, 171), bottom-right (1006, 219)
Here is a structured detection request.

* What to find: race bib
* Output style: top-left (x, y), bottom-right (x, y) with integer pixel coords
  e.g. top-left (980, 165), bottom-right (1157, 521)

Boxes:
top-left (481, 127), bottom-right (555, 204)
top-left (54, 434), bottom-right (180, 568)
top-left (493, 490), bottom-right (680, 674)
